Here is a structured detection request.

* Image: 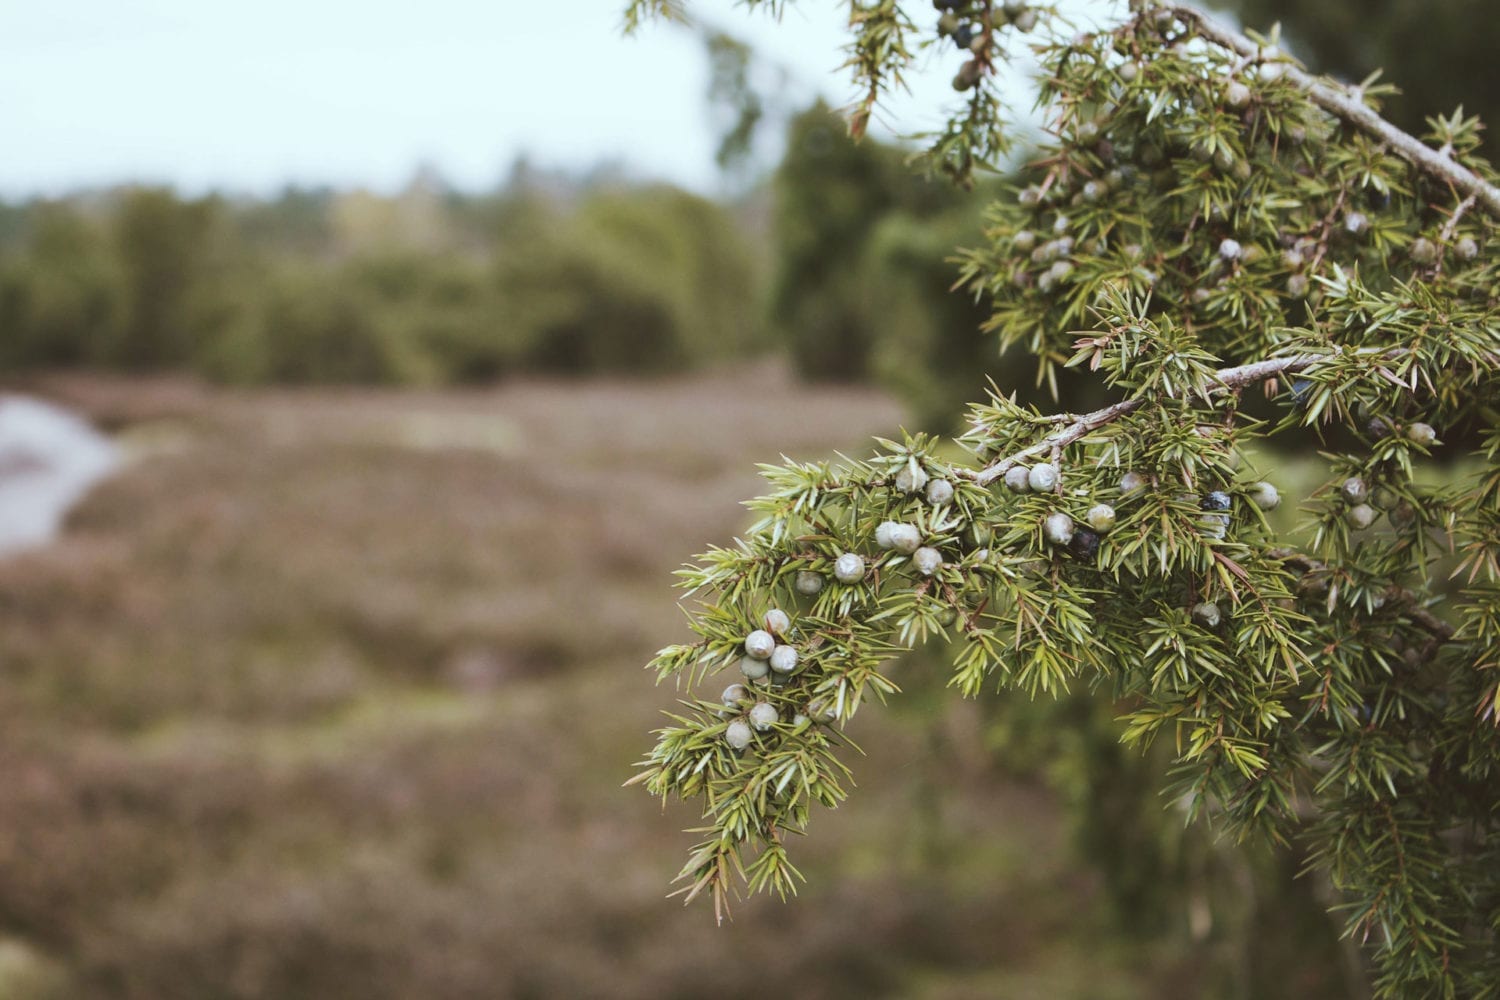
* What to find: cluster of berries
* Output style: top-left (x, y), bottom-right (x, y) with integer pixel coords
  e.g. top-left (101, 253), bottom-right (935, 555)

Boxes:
top-left (794, 466), bottom-right (957, 595)
top-left (936, 0), bottom-right (1035, 92)
top-left (738, 609), bottom-right (800, 682)
top-left (724, 608), bottom-right (807, 748)
top-left (1336, 474), bottom-right (1420, 531)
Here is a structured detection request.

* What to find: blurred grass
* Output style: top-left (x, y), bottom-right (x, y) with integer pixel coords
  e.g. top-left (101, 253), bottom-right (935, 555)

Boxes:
top-left (0, 364), bottom-right (1205, 999)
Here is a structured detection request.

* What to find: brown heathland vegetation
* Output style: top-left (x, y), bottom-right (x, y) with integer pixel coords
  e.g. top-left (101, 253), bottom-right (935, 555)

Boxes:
top-left (0, 367), bottom-right (1196, 998)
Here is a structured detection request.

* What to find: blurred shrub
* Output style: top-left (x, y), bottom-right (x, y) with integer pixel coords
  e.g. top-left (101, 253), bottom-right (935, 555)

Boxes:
top-left (0, 178), bottom-right (763, 384)
top-left (770, 102), bottom-right (907, 382)
top-left (498, 185), bottom-right (763, 374)
top-left (0, 204), bottom-right (123, 368)
top-left (770, 102), bottom-right (1082, 431)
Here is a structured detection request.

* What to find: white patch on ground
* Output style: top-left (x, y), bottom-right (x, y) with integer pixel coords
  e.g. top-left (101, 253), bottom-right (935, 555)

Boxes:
top-left (0, 395), bottom-right (119, 556)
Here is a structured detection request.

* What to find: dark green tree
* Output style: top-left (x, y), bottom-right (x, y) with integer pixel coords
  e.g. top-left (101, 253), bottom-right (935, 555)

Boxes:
top-left (0, 204), bottom-right (122, 368)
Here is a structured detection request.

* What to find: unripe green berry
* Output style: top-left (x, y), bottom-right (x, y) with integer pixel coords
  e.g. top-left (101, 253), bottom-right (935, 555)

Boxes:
top-left (1028, 463), bottom-right (1060, 491)
top-left (1345, 503), bottom-right (1378, 530)
top-left (749, 701), bottom-right (779, 731)
top-left (894, 462), bottom-right (929, 494)
top-left (1247, 481), bottom-right (1281, 510)
top-left (1405, 422), bottom-right (1437, 446)
top-left (926, 478), bottom-right (955, 505)
top-left (1086, 503), bottom-right (1117, 532)
top-left (1390, 502), bottom-right (1417, 529)
top-left (1012, 8), bottom-right (1037, 32)
top-left (1119, 470), bottom-right (1146, 495)
top-left (744, 629), bottom-right (775, 660)
top-left (795, 569), bottom-right (824, 595)
top-left (833, 552), bottom-right (865, 584)
top-left (769, 644), bottom-right (800, 674)
top-left (739, 655), bottom-right (770, 681)
top-left (912, 546), bottom-right (943, 576)
top-left (806, 697), bottom-right (836, 723)
top-left (889, 523), bottom-right (922, 555)
top-left (1371, 486), bottom-right (1398, 510)
top-left (938, 12), bottom-right (961, 34)
top-left (1199, 511), bottom-right (1229, 539)
top-left (764, 608), bottom-right (791, 635)
top-left (1191, 602), bottom-right (1222, 629)
top-left (1340, 477), bottom-right (1369, 504)
top-left (1005, 466), bottom-right (1032, 492)
top-left (1082, 180), bottom-right (1105, 203)
top-left (1044, 511), bottom-right (1075, 546)
top-left (725, 719), bottom-right (753, 750)
top-left (1410, 237), bottom-right (1438, 266)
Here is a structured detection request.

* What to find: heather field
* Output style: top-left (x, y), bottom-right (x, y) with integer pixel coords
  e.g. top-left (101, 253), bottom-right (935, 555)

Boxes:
top-left (0, 368), bottom-right (1202, 999)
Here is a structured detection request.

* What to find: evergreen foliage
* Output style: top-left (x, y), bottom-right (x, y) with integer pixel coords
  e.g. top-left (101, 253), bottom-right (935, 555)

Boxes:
top-left (1219, 0), bottom-right (1500, 164)
top-left (626, 2), bottom-right (1500, 994)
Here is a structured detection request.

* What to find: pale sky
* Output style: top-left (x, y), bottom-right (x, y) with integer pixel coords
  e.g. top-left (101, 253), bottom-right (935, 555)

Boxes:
top-left (0, 1), bottom-right (1107, 198)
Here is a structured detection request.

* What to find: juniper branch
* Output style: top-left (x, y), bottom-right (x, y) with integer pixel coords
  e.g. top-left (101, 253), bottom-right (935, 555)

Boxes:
top-left (1267, 548), bottom-right (1457, 642)
top-left (967, 354), bottom-right (1320, 486)
top-left (1153, 3), bottom-right (1500, 219)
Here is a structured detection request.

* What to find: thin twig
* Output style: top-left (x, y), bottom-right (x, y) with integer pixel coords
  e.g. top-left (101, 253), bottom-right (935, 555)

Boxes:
top-left (967, 354), bottom-right (1319, 485)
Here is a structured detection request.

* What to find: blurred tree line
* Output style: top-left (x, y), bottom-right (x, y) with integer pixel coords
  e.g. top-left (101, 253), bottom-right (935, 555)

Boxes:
top-left (0, 104), bottom-right (1007, 432)
top-left (0, 167), bottom-right (767, 386)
